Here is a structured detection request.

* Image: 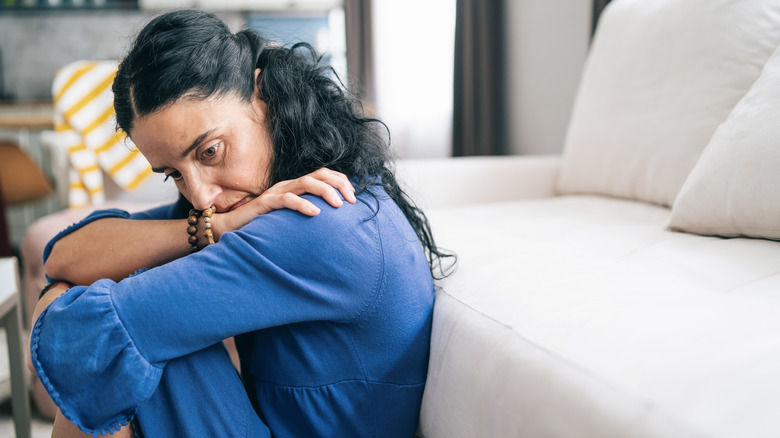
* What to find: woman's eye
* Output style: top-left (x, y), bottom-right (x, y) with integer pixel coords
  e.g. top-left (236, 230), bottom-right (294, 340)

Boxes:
top-left (201, 143), bottom-right (220, 160)
top-left (163, 170), bottom-right (182, 182)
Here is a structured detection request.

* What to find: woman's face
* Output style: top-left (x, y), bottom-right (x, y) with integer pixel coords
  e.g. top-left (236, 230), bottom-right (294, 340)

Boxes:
top-left (131, 91), bottom-right (273, 213)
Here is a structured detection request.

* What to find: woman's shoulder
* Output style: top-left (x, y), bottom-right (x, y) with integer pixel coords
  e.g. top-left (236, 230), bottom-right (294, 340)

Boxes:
top-left (249, 185), bottom-right (389, 234)
top-left (222, 187), bottom-right (388, 265)
top-left (213, 189), bottom-right (386, 302)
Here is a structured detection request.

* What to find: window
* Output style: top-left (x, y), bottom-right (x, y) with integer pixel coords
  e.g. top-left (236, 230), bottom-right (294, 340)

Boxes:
top-left (246, 9), bottom-right (347, 84)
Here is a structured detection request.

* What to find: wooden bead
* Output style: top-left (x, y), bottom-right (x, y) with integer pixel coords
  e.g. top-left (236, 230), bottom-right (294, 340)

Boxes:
top-left (188, 235), bottom-right (198, 245)
top-left (187, 225), bottom-right (198, 235)
top-left (187, 215), bottom-right (198, 225)
top-left (204, 228), bottom-right (215, 245)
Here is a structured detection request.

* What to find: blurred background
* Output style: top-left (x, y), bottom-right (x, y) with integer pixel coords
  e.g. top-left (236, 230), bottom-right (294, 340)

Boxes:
top-left (0, 0), bottom-right (594, 249)
top-left (0, 0), bottom-right (463, 249)
top-left (0, 1), bottom-right (596, 433)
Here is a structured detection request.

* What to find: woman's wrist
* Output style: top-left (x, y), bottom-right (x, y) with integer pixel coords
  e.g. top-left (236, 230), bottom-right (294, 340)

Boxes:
top-left (39, 281), bottom-right (74, 300)
top-left (210, 211), bottom-right (229, 243)
top-left (187, 207), bottom-right (221, 251)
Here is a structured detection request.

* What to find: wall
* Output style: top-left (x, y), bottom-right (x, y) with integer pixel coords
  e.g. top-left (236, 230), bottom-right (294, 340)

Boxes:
top-left (1, 1), bottom-right (589, 155)
top-left (505, 0), bottom-right (591, 155)
top-left (0, 11), bottom-right (145, 100)
top-left (0, 8), bottom-right (245, 248)
top-left (0, 10), bottom-right (244, 101)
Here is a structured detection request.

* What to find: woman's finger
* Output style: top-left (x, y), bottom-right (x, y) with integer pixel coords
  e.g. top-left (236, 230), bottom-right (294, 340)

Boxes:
top-left (255, 168), bottom-right (356, 215)
top-left (268, 168), bottom-right (356, 205)
top-left (279, 192), bottom-right (321, 216)
top-left (297, 176), bottom-right (344, 208)
top-left (269, 175), bottom-right (345, 209)
top-left (311, 169), bottom-right (356, 204)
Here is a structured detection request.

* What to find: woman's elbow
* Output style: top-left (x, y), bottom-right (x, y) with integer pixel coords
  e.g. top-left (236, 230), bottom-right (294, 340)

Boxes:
top-left (44, 242), bottom-right (76, 283)
top-left (44, 253), bottom-right (66, 282)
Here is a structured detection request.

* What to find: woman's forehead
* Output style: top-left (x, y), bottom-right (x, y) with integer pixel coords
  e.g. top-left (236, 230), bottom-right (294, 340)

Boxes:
top-left (132, 96), bottom-right (241, 141)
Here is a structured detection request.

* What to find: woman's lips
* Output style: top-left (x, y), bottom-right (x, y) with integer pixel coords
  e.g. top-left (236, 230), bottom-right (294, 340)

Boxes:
top-left (226, 197), bottom-right (251, 213)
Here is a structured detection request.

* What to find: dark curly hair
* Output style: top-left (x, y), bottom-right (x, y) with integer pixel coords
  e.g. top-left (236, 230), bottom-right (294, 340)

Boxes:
top-left (112, 9), bottom-right (454, 278)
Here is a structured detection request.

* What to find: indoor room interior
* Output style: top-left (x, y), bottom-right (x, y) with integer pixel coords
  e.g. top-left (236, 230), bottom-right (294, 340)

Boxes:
top-left (2, 0), bottom-right (780, 437)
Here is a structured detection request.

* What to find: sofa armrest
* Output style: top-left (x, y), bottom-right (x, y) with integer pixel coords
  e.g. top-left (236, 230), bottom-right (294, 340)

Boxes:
top-left (394, 155), bottom-right (560, 210)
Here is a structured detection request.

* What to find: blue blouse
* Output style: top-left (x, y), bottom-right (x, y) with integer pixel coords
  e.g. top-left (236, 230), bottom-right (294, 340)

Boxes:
top-left (30, 186), bottom-right (434, 436)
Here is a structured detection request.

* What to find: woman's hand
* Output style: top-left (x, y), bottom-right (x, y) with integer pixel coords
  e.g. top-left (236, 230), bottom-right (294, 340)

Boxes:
top-left (213, 168), bottom-right (356, 241)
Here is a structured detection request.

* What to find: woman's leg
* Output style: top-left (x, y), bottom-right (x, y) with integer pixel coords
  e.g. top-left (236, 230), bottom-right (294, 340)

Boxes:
top-left (51, 411), bottom-right (133, 438)
top-left (51, 342), bottom-right (268, 438)
top-left (133, 342), bottom-right (270, 438)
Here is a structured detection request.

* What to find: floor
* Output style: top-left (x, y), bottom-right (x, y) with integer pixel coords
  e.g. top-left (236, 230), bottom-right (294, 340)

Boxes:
top-left (0, 399), bottom-right (53, 438)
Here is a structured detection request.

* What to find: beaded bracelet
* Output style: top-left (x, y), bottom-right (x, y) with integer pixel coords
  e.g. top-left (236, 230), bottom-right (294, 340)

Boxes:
top-left (187, 206), bottom-right (216, 252)
top-left (187, 209), bottom-right (201, 252)
top-left (39, 281), bottom-right (74, 300)
top-left (202, 205), bottom-right (216, 245)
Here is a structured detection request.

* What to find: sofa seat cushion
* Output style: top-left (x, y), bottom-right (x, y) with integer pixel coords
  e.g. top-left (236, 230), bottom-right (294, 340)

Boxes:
top-left (420, 195), bottom-right (780, 438)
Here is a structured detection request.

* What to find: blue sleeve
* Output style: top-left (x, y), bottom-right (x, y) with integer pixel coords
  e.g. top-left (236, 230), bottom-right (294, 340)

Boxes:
top-left (42, 202), bottom-right (183, 282)
top-left (30, 195), bottom-right (384, 435)
top-left (126, 201), bottom-right (185, 221)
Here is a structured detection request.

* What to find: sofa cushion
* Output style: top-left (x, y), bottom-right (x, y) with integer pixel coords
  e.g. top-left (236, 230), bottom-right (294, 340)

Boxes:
top-left (668, 43), bottom-right (780, 240)
top-left (420, 196), bottom-right (780, 437)
top-left (557, 0), bottom-right (780, 207)
top-left (0, 142), bottom-right (53, 204)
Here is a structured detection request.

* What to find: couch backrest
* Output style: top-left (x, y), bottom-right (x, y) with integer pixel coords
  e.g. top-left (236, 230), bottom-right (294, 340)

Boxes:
top-left (557, 0), bottom-right (780, 207)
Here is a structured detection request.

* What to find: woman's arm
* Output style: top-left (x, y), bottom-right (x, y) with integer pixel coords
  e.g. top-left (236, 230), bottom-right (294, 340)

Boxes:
top-left (45, 169), bottom-right (356, 285)
top-left (30, 191), bottom-right (379, 434)
top-left (45, 217), bottom-right (191, 285)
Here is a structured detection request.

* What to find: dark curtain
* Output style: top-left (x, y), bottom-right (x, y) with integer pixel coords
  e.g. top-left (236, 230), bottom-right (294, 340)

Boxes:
top-left (592, 0), bottom-right (612, 39)
top-left (453, 0), bottom-right (506, 156)
top-left (344, 0), bottom-right (376, 114)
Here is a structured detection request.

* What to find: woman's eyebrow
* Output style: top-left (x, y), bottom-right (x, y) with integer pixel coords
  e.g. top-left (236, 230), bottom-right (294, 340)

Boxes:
top-left (150, 126), bottom-right (221, 173)
top-left (181, 127), bottom-right (220, 159)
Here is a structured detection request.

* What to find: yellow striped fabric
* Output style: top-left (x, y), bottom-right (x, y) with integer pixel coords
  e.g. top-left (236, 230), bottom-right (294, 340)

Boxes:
top-left (51, 60), bottom-right (151, 208)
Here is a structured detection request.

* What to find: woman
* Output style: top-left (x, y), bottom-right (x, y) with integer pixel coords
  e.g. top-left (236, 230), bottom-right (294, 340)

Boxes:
top-left (29, 9), bottom-right (451, 438)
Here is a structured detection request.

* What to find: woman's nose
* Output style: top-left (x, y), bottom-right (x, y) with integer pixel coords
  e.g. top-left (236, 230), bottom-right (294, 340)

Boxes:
top-left (188, 179), bottom-right (221, 211)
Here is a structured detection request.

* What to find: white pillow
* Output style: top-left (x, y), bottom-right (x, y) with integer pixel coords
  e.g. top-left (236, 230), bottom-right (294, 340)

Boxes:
top-left (557, 0), bottom-right (780, 207)
top-left (668, 43), bottom-right (780, 240)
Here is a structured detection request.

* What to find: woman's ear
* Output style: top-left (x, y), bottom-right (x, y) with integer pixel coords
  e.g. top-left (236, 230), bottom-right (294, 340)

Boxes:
top-left (254, 68), bottom-right (262, 93)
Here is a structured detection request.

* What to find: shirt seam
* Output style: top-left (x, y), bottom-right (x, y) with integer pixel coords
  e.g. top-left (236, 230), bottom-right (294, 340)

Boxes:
top-left (350, 208), bottom-right (384, 437)
top-left (350, 208), bottom-right (385, 323)
top-left (109, 282), bottom-right (160, 369)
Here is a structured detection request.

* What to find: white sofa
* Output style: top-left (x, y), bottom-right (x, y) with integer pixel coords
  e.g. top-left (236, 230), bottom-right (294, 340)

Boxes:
top-left (399, 0), bottom-right (780, 437)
